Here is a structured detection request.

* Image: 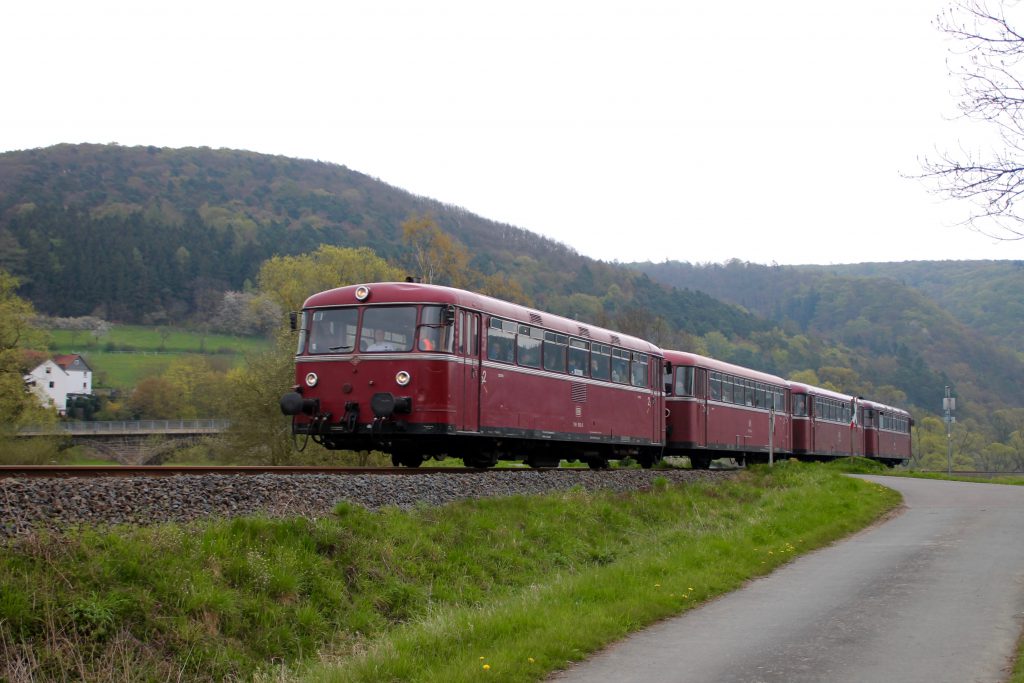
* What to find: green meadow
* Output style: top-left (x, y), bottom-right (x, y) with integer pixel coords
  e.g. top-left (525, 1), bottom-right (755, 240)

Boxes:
top-left (0, 461), bottom-right (900, 682)
top-left (47, 325), bottom-right (271, 389)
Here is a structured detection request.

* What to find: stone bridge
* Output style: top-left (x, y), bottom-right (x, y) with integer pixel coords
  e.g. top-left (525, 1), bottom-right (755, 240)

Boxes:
top-left (20, 420), bottom-right (230, 465)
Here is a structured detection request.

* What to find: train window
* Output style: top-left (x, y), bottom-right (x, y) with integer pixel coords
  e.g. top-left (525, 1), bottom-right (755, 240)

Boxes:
top-left (487, 318), bottom-right (516, 363)
top-left (295, 310), bottom-right (309, 355)
top-left (470, 315), bottom-right (479, 356)
top-left (517, 326), bottom-right (542, 368)
top-left (361, 306), bottom-right (416, 352)
top-left (543, 332), bottom-right (568, 373)
top-left (743, 380), bottom-right (754, 407)
top-left (457, 311), bottom-right (466, 354)
top-left (591, 343), bottom-right (611, 380)
top-left (419, 306), bottom-right (445, 352)
top-left (793, 394), bottom-right (807, 417)
top-left (720, 376), bottom-right (733, 403)
top-left (675, 367), bottom-right (695, 397)
top-left (630, 352), bottom-right (648, 387)
top-left (610, 348), bottom-right (629, 383)
top-left (568, 339), bottom-right (589, 377)
top-left (308, 307), bottom-right (358, 354)
top-left (709, 372), bottom-right (722, 401)
top-left (756, 384), bottom-right (766, 408)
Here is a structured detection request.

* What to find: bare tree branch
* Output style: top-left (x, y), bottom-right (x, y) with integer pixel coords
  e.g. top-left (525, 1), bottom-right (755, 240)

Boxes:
top-left (918, 0), bottom-right (1024, 239)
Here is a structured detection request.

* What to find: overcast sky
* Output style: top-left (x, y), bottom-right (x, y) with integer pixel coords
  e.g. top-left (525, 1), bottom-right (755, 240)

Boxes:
top-left (3, 0), bottom-right (1021, 265)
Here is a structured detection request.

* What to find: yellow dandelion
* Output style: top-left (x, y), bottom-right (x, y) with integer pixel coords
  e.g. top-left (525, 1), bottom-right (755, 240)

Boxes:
top-left (655, 583), bottom-right (661, 588)
top-left (528, 658), bottom-right (535, 664)
top-left (483, 664), bottom-right (491, 671)
top-left (479, 657), bottom-right (485, 660)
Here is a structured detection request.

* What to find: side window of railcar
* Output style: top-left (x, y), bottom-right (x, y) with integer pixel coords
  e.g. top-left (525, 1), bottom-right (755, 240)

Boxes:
top-left (675, 367), bottom-right (694, 397)
top-left (296, 311), bottom-right (309, 354)
top-left (487, 318), bottom-right (516, 363)
top-left (743, 380), bottom-right (754, 407)
top-left (591, 343), bottom-right (611, 380)
top-left (722, 376), bottom-right (734, 403)
top-left (516, 325), bottom-right (542, 368)
top-left (568, 339), bottom-right (589, 376)
top-left (543, 332), bottom-right (568, 373)
top-left (309, 308), bottom-right (358, 354)
top-left (630, 352), bottom-right (648, 387)
top-left (793, 394), bottom-right (807, 416)
top-left (610, 348), bottom-right (630, 383)
top-left (709, 372), bottom-right (722, 401)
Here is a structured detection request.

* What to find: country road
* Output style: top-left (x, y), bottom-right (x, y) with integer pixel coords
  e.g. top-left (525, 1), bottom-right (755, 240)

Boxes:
top-left (551, 476), bottom-right (1024, 683)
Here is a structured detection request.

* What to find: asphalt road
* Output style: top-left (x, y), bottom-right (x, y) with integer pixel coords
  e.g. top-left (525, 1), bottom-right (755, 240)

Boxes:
top-left (551, 475), bottom-right (1024, 683)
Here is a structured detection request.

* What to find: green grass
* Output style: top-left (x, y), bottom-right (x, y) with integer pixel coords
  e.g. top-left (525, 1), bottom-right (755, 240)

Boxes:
top-left (0, 462), bottom-right (899, 682)
top-left (50, 324), bottom-right (270, 355)
top-left (892, 470), bottom-right (1024, 486)
top-left (46, 324), bottom-right (271, 389)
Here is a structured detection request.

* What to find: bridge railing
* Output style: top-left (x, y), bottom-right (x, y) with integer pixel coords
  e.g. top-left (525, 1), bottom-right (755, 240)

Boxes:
top-left (20, 419), bottom-right (231, 436)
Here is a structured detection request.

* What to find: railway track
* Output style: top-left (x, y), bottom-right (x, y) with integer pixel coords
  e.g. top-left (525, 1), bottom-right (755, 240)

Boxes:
top-left (0, 464), bottom-right (584, 478)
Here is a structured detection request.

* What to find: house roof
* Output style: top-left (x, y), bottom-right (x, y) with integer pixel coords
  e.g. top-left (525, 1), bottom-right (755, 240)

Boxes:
top-left (53, 354), bottom-right (91, 372)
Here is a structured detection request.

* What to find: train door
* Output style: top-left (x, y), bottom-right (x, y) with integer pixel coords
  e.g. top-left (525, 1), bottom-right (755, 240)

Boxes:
top-left (850, 399), bottom-right (862, 456)
top-left (695, 368), bottom-right (708, 447)
top-left (460, 311), bottom-right (481, 432)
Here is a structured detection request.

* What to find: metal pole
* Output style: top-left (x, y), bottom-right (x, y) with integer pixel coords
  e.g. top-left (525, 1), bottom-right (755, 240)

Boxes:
top-left (769, 406), bottom-right (775, 467)
top-left (943, 386), bottom-right (955, 475)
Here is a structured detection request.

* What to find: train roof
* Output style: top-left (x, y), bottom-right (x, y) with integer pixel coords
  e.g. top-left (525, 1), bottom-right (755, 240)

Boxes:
top-left (663, 350), bottom-right (789, 386)
top-left (788, 382), bottom-right (856, 402)
top-left (859, 398), bottom-right (912, 418)
top-left (303, 282), bottom-right (663, 355)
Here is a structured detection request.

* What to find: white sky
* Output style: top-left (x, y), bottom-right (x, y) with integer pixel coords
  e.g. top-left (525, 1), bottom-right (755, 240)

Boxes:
top-left (2, 0), bottom-right (1021, 265)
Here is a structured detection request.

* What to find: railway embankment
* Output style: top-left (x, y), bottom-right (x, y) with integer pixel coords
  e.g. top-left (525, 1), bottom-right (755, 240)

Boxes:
top-left (0, 468), bottom-right (728, 538)
top-left (0, 462), bottom-right (899, 682)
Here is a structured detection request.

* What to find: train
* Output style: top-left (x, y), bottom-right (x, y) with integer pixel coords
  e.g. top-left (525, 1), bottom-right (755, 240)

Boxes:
top-left (280, 282), bottom-right (913, 469)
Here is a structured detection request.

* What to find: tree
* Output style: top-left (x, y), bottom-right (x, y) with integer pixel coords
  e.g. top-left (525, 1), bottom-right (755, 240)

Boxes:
top-left (920, 1), bottom-right (1024, 240)
top-left (401, 214), bottom-right (471, 287)
top-left (257, 245), bottom-right (404, 313)
top-left (0, 270), bottom-right (59, 463)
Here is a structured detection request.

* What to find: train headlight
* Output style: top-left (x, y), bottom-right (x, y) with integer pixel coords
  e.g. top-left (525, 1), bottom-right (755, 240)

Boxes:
top-left (305, 372), bottom-right (319, 387)
top-left (355, 285), bottom-right (371, 301)
top-left (395, 370), bottom-right (411, 386)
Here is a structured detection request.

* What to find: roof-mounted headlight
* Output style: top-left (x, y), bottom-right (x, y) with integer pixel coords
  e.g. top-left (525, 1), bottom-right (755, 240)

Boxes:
top-left (355, 285), bottom-right (371, 301)
top-left (395, 370), bottom-right (411, 386)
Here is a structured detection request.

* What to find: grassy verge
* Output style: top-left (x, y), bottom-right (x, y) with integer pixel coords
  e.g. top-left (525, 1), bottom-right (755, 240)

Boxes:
top-left (0, 462), bottom-right (899, 682)
top-left (892, 471), bottom-right (1024, 486)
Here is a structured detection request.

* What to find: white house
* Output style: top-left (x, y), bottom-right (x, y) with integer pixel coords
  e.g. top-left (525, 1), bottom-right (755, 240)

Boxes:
top-left (25, 354), bottom-right (93, 415)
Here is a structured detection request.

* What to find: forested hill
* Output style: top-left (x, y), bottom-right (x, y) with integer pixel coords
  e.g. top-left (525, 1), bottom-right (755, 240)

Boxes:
top-left (0, 143), bottom-right (760, 341)
top-left (631, 259), bottom-right (1024, 417)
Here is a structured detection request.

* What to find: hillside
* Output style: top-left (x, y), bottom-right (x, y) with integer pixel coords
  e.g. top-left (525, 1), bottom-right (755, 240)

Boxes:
top-left (0, 144), bottom-right (760, 343)
top-left (631, 259), bottom-right (1024, 418)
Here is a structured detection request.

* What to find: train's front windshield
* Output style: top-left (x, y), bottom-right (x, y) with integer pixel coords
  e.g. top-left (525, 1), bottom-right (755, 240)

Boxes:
top-left (307, 308), bottom-right (358, 354)
top-left (360, 306), bottom-right (416, 352)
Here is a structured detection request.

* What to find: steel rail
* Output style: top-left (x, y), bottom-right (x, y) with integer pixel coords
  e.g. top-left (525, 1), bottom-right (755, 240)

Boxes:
top-left (0, 465), bottom-right (578, 478)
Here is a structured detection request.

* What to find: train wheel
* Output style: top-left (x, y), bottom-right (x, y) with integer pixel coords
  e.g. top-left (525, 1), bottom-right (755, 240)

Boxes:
top-left (638, 455), bottom-right (656, 469)
top-left (690, 456), bottom-right (711, 470)
top-left (587, 457), bottom-right (609, 470)
top-left (391, 451), bottom-right (424, 468)
top-left (527, 456), bottom-right (560, 468)
top-left (463, 453), bottom-right (499, 468)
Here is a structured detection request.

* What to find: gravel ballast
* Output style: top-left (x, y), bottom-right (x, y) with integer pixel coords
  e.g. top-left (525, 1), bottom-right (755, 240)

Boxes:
top-left (0, 469), bottom-right (733, 538)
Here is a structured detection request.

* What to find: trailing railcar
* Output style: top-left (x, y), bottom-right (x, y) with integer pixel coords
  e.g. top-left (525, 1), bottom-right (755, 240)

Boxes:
top-left (790, 383), bottom-right (864, 460)
top-left (860, 399), bottom-right (913, 466)
top-left (663, 351), bottom-right (792, 469)
top-left (280, 282), bottom-right (665, 469)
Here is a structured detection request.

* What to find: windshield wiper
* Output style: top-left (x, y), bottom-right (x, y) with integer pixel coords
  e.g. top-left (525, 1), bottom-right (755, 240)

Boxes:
top-left (329, 344), bottom-right (353, 352)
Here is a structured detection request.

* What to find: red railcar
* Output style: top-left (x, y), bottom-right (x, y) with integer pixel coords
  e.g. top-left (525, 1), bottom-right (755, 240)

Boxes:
top-left (790, 383), bottom-right (866, 460)
top-left (663, 351), bottom-right (792, 468)
top-left (280, 282), bottom-right (665, 468)
top-left (861, 399), bottom-right (913, 465)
